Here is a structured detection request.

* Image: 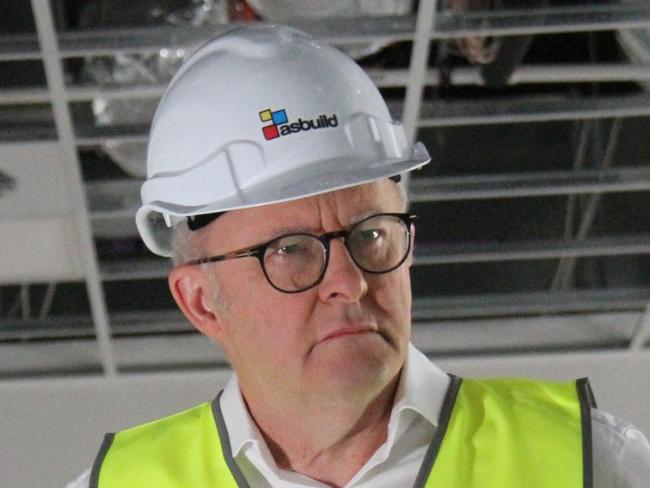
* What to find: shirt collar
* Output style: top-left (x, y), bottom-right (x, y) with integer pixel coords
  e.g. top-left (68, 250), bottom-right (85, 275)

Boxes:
top-left (220, 374), bottom-right (265, 457)
top-left (219, 343), bottom-right (450, 458)
top-left (392, 343), bottom-right (450, 428)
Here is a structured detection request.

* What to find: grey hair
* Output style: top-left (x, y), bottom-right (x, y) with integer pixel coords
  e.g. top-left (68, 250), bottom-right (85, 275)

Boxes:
top-left (170, 220), bottom-right (204, 266)
top-left (171, 220), bottom-right (228, 312)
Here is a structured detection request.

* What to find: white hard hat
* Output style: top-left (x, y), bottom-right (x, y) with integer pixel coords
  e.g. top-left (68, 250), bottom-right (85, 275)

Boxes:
top-left (136, 24), bottom-right (431, 257)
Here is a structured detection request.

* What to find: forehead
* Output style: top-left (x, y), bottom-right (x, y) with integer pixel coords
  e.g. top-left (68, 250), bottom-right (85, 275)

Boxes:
top-left (211, 180), bottom-right (403, 245)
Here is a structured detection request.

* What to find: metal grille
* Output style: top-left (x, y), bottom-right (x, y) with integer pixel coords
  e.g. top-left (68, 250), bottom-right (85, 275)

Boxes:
top-left (1, 0), bottom-right (650, 377)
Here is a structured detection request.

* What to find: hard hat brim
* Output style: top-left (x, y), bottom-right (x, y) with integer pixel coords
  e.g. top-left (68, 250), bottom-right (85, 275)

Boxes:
top-left (137, 142), bottom-right (431, 257)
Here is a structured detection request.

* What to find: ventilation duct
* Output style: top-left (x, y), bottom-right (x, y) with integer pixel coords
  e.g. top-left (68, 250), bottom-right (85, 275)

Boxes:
top-left (443, 0), bottom-right (549, 87)
top-left (247, 0), bottom-right (413, 59)
top-left (81, 0), bottom-right (413, 178)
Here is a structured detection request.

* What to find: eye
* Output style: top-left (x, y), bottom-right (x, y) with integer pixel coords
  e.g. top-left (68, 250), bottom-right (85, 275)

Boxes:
top-left (266, 235), bottom-right (318, 261)
top-left (359, 229), bottom-right (382, 242)
top-left (276, 243), bottom-right (307, 255)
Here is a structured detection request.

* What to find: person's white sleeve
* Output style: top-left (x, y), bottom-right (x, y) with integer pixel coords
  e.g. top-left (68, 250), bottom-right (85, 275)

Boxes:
top-left (64, 468), bottom-right (90, 488)
top-left (592, 409), bottom-right (650, 488)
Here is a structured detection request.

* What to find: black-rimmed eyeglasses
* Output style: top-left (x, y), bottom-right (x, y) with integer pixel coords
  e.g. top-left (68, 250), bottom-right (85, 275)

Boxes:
top-left (186, 213), bottom-right (415, 293)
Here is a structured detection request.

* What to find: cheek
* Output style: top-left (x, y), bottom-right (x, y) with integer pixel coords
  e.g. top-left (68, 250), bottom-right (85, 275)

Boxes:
top-left (370, 267), bottom-right (412, 308)
top-left (221, 281), bottom-right (317, 361)
top-left (366, 268), bottom-right (412, 338)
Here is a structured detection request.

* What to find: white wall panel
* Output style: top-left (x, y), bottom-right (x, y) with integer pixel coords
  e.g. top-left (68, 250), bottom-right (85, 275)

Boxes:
top-left (0, 142), bottom-right (83, 283)
top-left (1, 350), bottom-right (649, 488)
top-left (0, 217), bottom-right (83, 283)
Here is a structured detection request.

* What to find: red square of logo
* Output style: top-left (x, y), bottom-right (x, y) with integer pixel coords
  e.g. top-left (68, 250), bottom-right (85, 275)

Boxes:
top-left (263, 124), bottom-right (279, 140)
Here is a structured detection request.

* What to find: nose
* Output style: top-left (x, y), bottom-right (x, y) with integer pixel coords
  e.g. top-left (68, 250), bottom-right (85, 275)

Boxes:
top-left (317, 239), bottom-right (368, 303)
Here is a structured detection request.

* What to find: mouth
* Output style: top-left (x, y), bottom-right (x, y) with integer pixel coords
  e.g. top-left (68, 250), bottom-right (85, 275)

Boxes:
top-left (320, 324), bottom-right (378, 343)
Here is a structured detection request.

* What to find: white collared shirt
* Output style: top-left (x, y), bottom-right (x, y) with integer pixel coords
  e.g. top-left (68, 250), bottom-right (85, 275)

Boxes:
top-left (69, 344), bottom-right (650, 488)
top-left (220, 344), bottom-right (450, 488)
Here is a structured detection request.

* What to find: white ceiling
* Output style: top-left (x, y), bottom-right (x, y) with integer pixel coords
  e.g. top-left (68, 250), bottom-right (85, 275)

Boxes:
top-left (1, 0), bottom-right (650, 378)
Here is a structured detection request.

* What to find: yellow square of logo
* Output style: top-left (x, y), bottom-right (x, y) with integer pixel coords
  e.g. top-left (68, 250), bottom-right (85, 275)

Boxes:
top-left (259, 109), bottom-right (272, 122)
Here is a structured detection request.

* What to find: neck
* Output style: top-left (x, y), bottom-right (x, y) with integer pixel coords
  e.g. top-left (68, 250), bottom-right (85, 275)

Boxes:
top-left (240, 374), bottom-right (401, 488)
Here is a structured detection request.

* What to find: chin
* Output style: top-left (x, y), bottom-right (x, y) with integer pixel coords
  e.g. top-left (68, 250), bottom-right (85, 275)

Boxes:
top-left (308, 334), bottom-right (401, 393)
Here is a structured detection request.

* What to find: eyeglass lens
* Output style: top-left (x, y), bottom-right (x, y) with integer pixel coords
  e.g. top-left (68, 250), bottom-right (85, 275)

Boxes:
top-left (261, 214), bottom-right (410, 292)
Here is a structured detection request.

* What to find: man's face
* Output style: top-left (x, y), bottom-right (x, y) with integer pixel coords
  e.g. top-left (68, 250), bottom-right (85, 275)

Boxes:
top-left (184, 180), bottom-right (412, 402)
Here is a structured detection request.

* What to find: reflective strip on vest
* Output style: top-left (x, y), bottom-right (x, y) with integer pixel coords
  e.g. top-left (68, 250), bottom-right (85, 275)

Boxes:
top-left (91, 377), bottom-right (595, 488)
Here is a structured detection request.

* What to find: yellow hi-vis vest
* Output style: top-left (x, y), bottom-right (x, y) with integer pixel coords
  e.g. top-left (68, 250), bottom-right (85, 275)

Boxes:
top-left (91, 377), bottom-right (597, 488)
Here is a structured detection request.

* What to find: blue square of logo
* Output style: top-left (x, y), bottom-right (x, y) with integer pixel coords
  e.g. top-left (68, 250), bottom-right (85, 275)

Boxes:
top-left (272, 110), bottom-right (288, 125)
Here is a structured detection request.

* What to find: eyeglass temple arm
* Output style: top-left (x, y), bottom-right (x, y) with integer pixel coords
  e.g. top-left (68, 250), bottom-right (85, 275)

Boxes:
top-left (188, 249), bottom-right (260, 266)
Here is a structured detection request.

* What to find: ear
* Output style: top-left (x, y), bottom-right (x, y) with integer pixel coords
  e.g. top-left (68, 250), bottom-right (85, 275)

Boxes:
top-left (168, 265), bottom-right (224, 340)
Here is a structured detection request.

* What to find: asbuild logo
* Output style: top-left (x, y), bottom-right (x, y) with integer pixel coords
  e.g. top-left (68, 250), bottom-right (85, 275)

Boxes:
top-left (259, 108), bottom-right (338, 141)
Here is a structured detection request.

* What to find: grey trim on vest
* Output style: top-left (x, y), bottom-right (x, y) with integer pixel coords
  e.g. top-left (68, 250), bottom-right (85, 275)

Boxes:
top-left (412, 375), bottom-right (462, 488)
top-left (578, 377), bottom-right (598, 409)
top-left (212, 391), bottom-right (252, 488)
top-left (577, 378), bottom-right (596, 488)
top-left (89, 433), bottom-right (115, 488)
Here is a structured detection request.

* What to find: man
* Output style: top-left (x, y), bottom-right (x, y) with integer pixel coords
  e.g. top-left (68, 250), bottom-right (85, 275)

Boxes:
top-left (71, 25), bottom-right (650, 488)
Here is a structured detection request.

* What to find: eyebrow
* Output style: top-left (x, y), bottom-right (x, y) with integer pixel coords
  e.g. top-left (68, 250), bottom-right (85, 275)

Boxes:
top-left (351, 207), bottom-right (383, 223)
top-left (261, 224), bottom-right (318, 241)
top-left (260, 208), bottom-right (386, 242)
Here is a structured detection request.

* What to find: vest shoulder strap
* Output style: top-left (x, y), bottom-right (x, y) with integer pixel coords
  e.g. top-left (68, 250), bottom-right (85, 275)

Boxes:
top-left (415, 377), bottom-right (595, 488)
top-left (91, 394), bottom-right (246, 488)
